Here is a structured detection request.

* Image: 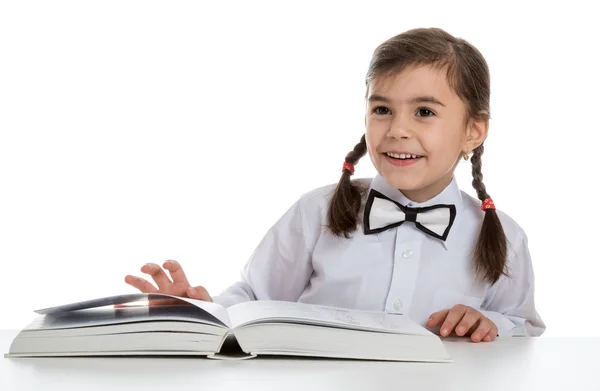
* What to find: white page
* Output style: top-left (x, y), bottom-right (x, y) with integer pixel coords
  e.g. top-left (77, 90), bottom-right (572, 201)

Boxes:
top-left (24, 304), bottom-right (226, 331)
top-left (34, 293), bottom-right (231, 328)
top-left (228, 300), bottom-right (433, 336)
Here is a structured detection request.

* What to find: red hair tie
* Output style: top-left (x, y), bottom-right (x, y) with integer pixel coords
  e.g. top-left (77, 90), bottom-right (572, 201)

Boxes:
top-left (481, 198), bottom-right (495, 211)
top-left (342, 161), bottom-right (355, 175)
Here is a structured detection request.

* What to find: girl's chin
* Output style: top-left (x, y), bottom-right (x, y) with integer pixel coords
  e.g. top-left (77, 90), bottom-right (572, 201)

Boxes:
top-left (380, 173), bottom-right (425, 191)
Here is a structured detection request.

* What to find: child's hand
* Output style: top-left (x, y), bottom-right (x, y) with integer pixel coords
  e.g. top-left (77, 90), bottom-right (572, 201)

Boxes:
top-left (426, 305), bottom-right (498, 343)
top-left (124, 260), bottom-right (212, 302)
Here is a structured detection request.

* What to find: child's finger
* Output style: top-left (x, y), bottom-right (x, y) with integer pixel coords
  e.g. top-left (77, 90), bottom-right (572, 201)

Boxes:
top-left (469, 319), bottom-right (493, 342)
top-left (454, 309), bottom-right (480, 336)
top-left (141, 263), bottom-right (172, 290)
top-left (426, 310), bottom-right (449, 328)
top-left (163, 260), bottom-right (190, 285)
top-left (440, 306), bottom-right (467, 337)
top-left (124, 275), bottom-right (158, 293)
top-left (482, 327), bottom-right (497, 342)
top-left (187, 286), bottom-right (212, 302)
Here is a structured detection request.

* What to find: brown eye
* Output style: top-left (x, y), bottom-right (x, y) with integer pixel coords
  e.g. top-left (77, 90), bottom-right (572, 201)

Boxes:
top-left (374, 106), bottom-right (391, 115)
top-left (416, 108), bottom-right (435, 117)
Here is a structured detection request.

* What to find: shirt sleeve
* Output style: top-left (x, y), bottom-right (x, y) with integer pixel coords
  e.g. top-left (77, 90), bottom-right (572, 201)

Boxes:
top-left (479, 231), bottom-right (546, 337)
top-left (212, 193), bottom-right (318, 308)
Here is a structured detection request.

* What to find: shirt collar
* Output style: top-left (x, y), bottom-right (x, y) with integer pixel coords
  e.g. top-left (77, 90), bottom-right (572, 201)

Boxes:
top-left (368, 174), bottom-right (465, 250)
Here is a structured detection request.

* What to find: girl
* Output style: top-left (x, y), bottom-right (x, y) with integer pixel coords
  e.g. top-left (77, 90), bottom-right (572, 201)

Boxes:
top-left (124, 27), bottom-right (545, 342)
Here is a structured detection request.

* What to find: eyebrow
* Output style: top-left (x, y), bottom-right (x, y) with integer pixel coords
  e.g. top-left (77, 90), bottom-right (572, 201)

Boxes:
top-left (368, 94), bottom-right (446, 107)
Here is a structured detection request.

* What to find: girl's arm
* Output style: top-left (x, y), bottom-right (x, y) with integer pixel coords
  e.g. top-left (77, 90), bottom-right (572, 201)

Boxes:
top-left (479, 231), bottom-right (546, 337)
top-left (212, 193), bottom-right (319, 307)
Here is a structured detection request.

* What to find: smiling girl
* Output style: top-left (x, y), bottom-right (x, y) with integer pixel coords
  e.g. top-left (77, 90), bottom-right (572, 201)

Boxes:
top-left (124, 27), bottom-right (545, 342)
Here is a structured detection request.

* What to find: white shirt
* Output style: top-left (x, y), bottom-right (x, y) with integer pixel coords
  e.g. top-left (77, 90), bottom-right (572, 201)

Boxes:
top-left (213, 174), bottom-right (545, 337)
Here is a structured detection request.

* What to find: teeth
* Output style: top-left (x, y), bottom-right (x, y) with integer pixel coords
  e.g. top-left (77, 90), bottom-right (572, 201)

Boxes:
top-left (386, 152), bottom-right (421, 159)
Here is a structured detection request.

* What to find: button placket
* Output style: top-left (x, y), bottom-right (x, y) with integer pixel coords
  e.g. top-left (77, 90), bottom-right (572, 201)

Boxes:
top-left (385, 235), bottom-right (422, 314)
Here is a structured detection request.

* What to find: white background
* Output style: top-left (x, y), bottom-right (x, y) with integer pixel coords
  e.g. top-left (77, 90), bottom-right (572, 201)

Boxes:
top-left (1, 0), bottom-right (598, 336)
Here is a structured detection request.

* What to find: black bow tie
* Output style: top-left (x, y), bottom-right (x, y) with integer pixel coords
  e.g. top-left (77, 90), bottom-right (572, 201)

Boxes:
top-left (363, 190), bottom-right (456, 241)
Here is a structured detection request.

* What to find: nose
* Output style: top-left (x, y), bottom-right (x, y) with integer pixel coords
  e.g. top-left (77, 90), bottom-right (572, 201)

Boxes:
top-left (387, 114), bottom-right (413, 139)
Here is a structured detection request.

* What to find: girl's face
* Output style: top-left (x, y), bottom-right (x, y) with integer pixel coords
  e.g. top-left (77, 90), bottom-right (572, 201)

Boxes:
top-left (365, 64), bottom-right (488, 202)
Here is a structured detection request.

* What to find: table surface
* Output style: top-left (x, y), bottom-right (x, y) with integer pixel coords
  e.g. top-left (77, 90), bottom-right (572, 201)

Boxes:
top-left (1, 330), bottom-right (598, 391)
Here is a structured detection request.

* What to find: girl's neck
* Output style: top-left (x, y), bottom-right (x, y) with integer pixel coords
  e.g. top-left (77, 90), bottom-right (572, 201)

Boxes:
top-left (399, 175), bottom-right (453, 204)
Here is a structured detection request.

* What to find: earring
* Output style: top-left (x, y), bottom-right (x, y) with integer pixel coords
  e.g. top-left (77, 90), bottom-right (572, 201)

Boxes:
top-left (463, 152), bottom-right (470, 161)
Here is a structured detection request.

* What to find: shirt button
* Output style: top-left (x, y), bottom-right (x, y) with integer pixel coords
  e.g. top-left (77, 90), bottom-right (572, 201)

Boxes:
top-left (393, 300), bottom-right (403, 310)
top-left (402, 250), bottom-right (413, 258)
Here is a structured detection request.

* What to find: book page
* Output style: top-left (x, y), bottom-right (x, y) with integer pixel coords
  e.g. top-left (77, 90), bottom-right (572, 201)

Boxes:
top-left (34, 293), bottom-right (231, 328)
top-left (24, 304), bottom-right (227, 331)
top-left (228, 301), bottom-right (432, 336)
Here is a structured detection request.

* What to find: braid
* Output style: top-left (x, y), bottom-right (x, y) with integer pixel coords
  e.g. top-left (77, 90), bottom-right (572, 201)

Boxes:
top-left (470, 144), bottom-right (509, 284)
top-left (327, 134), bottom-right (368, 238)
top-left (470, 145), bottom-right (489, 200)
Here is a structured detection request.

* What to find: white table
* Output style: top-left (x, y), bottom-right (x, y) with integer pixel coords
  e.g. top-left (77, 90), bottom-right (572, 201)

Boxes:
top-left (1, 330), bottom-right (598, 391)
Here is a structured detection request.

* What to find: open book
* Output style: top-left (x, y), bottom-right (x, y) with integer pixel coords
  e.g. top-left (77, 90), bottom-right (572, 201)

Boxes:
top-left (5, 293), bottom-right (451, 362)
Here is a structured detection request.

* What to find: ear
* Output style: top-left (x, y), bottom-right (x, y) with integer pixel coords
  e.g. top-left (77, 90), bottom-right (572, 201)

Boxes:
top-left (464, 117), bottom-right (489, 153)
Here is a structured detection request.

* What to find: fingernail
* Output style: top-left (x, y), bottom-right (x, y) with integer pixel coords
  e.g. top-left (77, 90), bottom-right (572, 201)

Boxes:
top-left (441, 328), bottom-right (448, 336)
top-left (457, 327), bottom-right (465, 334)
top-left (188, 288), bottom-right (197, 295)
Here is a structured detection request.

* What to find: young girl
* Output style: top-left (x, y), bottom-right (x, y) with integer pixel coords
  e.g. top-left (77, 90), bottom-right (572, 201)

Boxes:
top-left (124, 27), bottom-right (545, 342)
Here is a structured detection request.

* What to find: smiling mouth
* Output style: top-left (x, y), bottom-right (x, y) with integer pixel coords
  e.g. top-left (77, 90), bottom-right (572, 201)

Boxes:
top-left (384, 152), bottom-right (424, 160)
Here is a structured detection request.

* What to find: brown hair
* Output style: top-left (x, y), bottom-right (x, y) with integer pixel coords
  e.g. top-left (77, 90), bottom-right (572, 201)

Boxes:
top-left (326, 27), bottom-right (508, 284)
